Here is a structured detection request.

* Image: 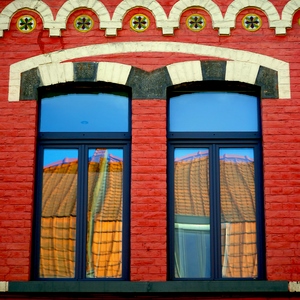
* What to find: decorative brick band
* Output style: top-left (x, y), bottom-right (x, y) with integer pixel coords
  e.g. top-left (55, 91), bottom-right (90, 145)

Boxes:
top-left (9, 42), bottom-right (290, 101)
top-left (0, 0), bottom-right (299, 37)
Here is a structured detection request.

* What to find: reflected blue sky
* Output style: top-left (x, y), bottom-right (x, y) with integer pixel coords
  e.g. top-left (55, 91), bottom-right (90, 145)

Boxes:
top-left (43, 148), bottom-right (123, 167)
top-left (40, 93), bottom-right (128, 132)
top-left (170, 92), bottom-right (258, 132)
top-left (220, 148), bottom-right (253, 159)
top-left (175, 148), bottom-right (254, 160)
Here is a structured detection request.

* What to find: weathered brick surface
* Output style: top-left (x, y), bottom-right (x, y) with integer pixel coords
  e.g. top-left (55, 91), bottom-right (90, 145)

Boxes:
top-left (131, 100), bottom-right (167, 281)
top-left (0, 0), bottom-right (299, 284)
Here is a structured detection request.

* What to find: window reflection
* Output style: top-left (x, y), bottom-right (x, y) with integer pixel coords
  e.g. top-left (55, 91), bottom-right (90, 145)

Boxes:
top-left (220, 148), bottom-right (257, 278)
top-left (169, 92), bottom-right (258, 132)
top-left (86, 149), bottom-right (123, 278)
top-left (40, 93), bottom-right (129, 132)
top-left (40, 149), bottom-right (78, 278)
top-left (39, 148), bottom-right (123, 278)
top-left (173, 148), bottom-right (257, 278)
top-left (174, 148), bottom-right (210, 278)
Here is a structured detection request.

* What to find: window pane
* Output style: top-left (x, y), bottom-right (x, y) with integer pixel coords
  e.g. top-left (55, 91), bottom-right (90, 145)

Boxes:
top-left (40, 93), bottom-right (129, 132)
top-left (86, 148), bottom-right (123, 278)
top-left (40, 149), bottom-right (78, 278)
top-left (169, 92), bottom-right (258, 132)
top-left (219, 148), bottom-right (258, 278)
top-left (174, 148), bottom-right (210, 278)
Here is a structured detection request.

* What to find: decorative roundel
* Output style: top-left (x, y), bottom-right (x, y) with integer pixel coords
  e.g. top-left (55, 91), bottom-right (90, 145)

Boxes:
top-left (16, 15), bottom-right (36, 33)
top-left (130, 14), bottom-right (150, 32)
top-left (186, 14), bottom-right (206, 31)
top-left (242, 14), bottom-right (262, 31)
top-left (74, 15), bottom-right (94, 32)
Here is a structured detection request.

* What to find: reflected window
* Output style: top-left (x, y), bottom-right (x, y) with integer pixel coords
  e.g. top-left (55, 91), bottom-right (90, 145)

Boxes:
top-left (40, 93), bottom-right (129, 132)
top-left (169, 89), bottom-right (264, 280)
top-left (34, 87), bottom-right (130, 280)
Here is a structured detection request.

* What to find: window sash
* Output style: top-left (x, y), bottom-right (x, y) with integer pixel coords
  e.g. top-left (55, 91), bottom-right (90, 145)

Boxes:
top-left (168, 141), bottom-right (264, 280)
top-left (34, 142), bottom-right (130, 280)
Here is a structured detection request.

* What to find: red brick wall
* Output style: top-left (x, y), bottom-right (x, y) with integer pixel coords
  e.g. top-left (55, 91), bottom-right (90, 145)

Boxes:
top-left (131, 100), bottom-right (167, 281)
top-left (0, 101), bottom-right (37, 281)
top-left (0, 0), bottom-right (300, 283)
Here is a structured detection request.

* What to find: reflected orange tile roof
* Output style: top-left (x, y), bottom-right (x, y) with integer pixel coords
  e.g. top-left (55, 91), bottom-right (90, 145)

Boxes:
top-left (174, 152), bottom-right (256, 222)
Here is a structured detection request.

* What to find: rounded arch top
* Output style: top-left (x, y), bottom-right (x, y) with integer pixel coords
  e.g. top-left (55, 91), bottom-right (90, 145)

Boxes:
top-left (0, 0), bottom-right (54, 36)
top-left (108, 0), bottom-right (168, 35)
top-left (168, 0), bottom-right (223, 31)
top-left (282, 0), bottom-right (300, 28)
top-left (55, 0), bottom-right (110, 33)
top-left (222, 0), bottom-right (281, 33)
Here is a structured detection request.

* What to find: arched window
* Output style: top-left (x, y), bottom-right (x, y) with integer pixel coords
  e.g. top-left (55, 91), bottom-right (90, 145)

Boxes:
top-left (168, 83), bottom-right (265, 280)
top-left (33, 83), bottom-right (131, 280)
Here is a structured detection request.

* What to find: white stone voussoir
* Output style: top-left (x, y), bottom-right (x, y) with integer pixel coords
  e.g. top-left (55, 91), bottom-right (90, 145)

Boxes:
top-left (8, 42), bottom-right (291, 101)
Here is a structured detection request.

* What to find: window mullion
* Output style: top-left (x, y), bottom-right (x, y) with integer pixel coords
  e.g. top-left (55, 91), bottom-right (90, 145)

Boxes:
top-left (75, 145), bottom-right (88, 280)
top-left (254, 143), bottom-right (265, 279)
top-left (33, 145), bottom-right (45, 279)
top-left (210, 144), bottom-right (222, 279)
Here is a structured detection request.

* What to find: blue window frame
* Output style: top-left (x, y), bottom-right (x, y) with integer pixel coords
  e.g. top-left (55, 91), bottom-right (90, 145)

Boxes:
top-left (33, 84), bottom-right (131, 280)
top-left (168, 84), bottom-right (265, 280)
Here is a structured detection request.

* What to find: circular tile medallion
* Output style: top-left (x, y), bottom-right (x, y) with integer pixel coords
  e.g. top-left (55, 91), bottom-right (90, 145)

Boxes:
top-left (130, 14), bottom-right (150, 32)
top-left (16, 15), bottom-right (36, 33)
top-left (242, 14), bottom-right (262, 31)
top-left (186, 14), bottom-right (206, 31)
top-left (74, 15), bottom-right (94, 32)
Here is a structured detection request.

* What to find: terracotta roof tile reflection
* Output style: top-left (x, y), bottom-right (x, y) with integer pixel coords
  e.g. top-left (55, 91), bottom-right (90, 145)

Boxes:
top-left (174, 151), bottom-right (257, 278)
top-left (40, 149), bottom-right (123, 278)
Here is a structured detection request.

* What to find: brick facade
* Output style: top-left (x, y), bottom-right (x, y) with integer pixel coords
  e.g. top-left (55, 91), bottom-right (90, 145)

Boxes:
top-left (0, 0), bottom-right (300, 298)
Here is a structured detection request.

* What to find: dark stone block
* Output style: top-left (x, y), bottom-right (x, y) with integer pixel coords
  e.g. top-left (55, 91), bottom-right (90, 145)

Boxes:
top-left (201, 61), bottom-right (226, 81)
top-left (255, 66), bottom-right (278, 98)
top-left (20, 68), bottom-right (41, 100)
top-left (74, 62), bottom-right (98, 82)
top-left (126, 67), bottom-right (172, 99)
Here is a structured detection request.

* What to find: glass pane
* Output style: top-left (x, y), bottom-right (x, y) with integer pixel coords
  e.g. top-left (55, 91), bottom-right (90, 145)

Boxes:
top-left (174, 148), bottom-right (210, 278)
top-left (169, 92), bottom-right (258, 132)
top-left (86, 148), bottom-right (123, 278)
top-left (219, 148), bottom-right (258, 278)
top-left (39, 149), bottom-right (78, 278)
top-left (40, 93), bottom-right (129, 132)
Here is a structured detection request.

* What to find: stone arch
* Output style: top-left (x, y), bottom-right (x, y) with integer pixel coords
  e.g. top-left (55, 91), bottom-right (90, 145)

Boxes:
top-left (167, 0), bottom-right (224, 35)
top-left (0, 0), bottom-right (54, 37)
top-left (109, 0), bottom-right (168, 36)
top-left (222, 0), bottom-right (282, 35)
top-left (54, 0), bottom-right (110, 36)
top-left (9, 42), bottom-right (290, 101)
top-left (167, 60), bottom-right (279, 99)
top-left (282, 0), bottom-right (300, 28)
top-left (17, 62), bottom-right (132, 101)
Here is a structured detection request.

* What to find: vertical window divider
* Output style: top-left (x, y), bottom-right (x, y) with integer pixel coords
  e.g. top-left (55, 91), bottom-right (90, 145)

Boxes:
top-left (32, 145), bottom-right (45, 280)
top-left (211, 144), bottom-right (222, 279)
top-left (75, 145), bottom-right (84, 280)
top-left (255, 143), bottom-right (266, 280)
top-left (122, 142), bottom-right (131, 279)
